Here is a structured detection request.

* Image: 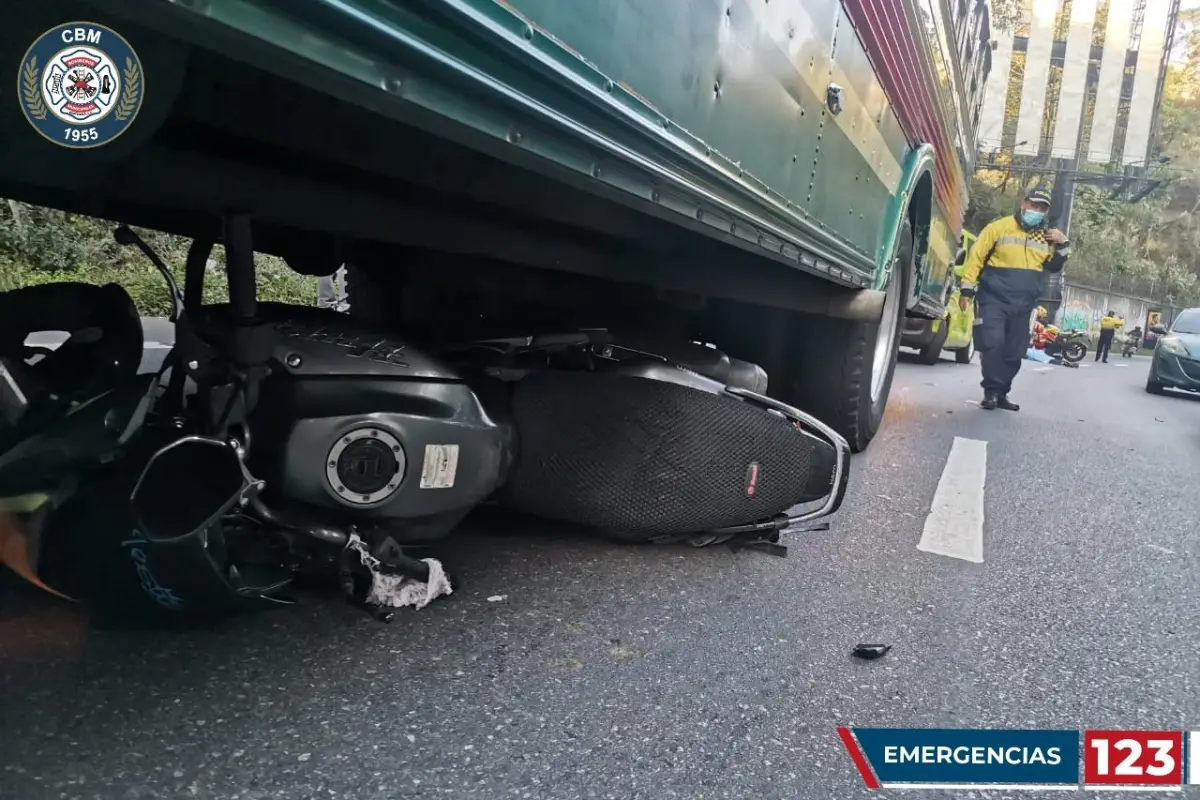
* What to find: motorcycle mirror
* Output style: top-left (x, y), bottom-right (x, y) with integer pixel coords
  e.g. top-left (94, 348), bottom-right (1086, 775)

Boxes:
top-left (113, 226), bottom-right (186, 324)
top-left (129, 435), bottom-right (263, 543)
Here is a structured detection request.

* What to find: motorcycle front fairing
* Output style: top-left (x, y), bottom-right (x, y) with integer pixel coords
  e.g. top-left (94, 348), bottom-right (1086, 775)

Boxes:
top-left (0, 358), bottom-right (290, 619)
top-left (0, 376), bottom-right (154, 604)
top-left (0, 496), bottom-right (73, 600)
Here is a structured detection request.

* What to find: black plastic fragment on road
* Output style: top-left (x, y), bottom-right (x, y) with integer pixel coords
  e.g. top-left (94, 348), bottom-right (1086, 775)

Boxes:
top-left (852, 643), bottom-right (891, 660)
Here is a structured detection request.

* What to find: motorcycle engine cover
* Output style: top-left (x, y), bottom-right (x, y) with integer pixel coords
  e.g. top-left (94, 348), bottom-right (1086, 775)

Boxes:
top-left (245, 306), bottom-right (513, 536)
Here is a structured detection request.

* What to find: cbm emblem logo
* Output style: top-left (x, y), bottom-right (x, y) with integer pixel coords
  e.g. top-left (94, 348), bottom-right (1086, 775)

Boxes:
top-left (17, 22), bottom-right (144, 149)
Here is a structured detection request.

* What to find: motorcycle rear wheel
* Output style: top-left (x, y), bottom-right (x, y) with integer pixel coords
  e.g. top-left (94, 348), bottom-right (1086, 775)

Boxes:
top-left (1063, 342), bottom-right (1087, 363)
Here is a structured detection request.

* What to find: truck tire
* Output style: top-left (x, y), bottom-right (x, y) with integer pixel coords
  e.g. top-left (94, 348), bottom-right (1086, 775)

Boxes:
top-left (955, 338), bottom-right (975, 364)
top-left (917, 317), bottom-right (950, 365)
top-left (771, 222), bottom-right (911, 453)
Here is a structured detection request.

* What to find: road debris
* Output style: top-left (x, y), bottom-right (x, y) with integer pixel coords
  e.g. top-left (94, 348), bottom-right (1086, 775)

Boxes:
top-left (852, 644), bottom-right (892, 660)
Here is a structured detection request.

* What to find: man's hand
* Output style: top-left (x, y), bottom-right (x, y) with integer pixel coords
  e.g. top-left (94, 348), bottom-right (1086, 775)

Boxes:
top-left (959, 296), bottom-right (971, 312)
top-left (1045, 228), bottom-right (1067, 245)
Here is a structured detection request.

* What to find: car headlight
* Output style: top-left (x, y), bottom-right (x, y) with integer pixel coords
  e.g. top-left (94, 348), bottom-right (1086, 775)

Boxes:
top-left (1159, 337), bottom-right (1188, 356)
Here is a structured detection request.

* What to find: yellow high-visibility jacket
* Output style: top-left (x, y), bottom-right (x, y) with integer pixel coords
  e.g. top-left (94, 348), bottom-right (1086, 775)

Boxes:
top-left (960, 215), bottom-right (1070, 309)
top-left (1100, 315), bottom-right (1123, 331)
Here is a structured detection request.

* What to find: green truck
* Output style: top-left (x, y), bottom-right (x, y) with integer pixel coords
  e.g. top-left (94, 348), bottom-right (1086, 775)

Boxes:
top-left (2, 0), bottom-right (992, 453)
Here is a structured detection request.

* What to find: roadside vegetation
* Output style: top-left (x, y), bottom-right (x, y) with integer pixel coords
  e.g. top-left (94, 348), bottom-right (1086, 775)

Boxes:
top-left (0, 201), bottom-right (315, 316)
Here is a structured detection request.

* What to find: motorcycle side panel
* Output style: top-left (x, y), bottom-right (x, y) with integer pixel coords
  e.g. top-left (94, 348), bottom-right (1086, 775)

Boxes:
top-left (208, 303), bottom-right (461, 380)
top-left (250, 375), bottom-right (512, 532)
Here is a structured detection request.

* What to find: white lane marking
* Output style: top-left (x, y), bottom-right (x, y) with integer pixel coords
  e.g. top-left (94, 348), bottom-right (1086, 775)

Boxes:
top-left (1114, 363), bottom-right (1129, 368)
top-left (917, 437), bottom-right (987, 563)
top-left (1033, 366), bottom-right (1054, 372)
top-left (1080, 363), bottom-right (1091, 368)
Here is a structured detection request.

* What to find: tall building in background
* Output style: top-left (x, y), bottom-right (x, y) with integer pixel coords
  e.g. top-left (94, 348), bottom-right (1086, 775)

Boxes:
top-left (978, 0), bottom-right (1180, 170)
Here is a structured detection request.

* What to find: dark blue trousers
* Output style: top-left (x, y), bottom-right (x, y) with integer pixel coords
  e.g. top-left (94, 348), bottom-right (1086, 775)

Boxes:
top-left (974, 298), bottom-right (1034, 394)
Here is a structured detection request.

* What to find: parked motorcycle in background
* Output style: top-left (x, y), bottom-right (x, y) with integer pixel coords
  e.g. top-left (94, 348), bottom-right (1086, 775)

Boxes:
top-left (1056, 329), bottom-right (1089, 363)
top-left (1037, 325), bottom-right (1089, 364)
top-left (1121, 327), bottom-right (1142, 358)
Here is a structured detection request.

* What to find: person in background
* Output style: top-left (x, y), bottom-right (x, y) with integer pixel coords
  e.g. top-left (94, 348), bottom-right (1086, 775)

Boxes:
top-left (959, 185), bottom-right (1070, 410)
top-left (1096, 310), bottom-right (1123, 363)
top-left (1030, 306), bottom-right (1052, 349)
top-left (1123, 324), bottom-right (1143, 356)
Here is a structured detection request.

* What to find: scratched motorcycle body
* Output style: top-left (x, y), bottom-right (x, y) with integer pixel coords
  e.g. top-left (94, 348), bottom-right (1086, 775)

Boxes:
top-left (0, 276), bottom-right (847, 623)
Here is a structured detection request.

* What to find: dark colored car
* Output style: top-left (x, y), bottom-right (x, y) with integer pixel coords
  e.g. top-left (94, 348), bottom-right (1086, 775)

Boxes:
top-left (1146, 308), bottom-right (1200, 395)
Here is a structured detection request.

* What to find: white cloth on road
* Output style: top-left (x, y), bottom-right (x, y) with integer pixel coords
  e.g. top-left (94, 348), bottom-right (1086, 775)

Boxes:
top-left (366, 560), bottom-right (452, 609)
top-left (346, 534), bottom-right (452, 609)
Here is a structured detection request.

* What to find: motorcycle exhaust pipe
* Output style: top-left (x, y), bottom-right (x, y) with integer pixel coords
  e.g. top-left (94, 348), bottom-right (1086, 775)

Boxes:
top-left (129, 435), bottom-right (263, 544)
top-left (244, 494), bottom-right (347, 547)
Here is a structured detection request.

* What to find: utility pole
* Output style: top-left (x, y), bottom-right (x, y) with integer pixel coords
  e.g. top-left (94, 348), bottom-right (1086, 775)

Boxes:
top-left (1043, 145), bottom-right (1082, 313)
top-left (1049, 91), bottom-right (1089, 238)
top-left (1043, 62), bottom-right (1093, 316)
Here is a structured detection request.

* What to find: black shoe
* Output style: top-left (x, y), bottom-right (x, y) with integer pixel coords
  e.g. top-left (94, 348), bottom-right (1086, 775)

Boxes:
top-left (996, 394), bottom-right (1020, 411)
top-left (980, 392), bottom-right (998, 410)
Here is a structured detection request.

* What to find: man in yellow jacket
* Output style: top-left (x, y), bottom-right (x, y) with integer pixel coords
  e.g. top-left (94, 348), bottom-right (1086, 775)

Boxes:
top-left (959, 185), bottom-right (1070, 410)
top-left (1096, 311), bottom-right (1123, 363)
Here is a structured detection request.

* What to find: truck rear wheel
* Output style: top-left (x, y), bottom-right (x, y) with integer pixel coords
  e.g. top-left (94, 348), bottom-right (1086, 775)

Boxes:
top-left (917, 317), bottom-right (950, 365)
top-left (770, 222), bottom-right (911, 453)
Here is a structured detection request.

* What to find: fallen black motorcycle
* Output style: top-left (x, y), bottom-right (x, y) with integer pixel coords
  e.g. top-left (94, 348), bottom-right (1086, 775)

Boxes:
top-left (0, 219), bottom-right (849, 623)
top-left (1044, 329), bottom-right (1089, 364)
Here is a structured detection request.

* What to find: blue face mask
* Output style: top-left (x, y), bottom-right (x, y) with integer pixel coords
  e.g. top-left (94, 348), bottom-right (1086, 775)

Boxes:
top-left (1021, 209), bottom-right (1046, 228)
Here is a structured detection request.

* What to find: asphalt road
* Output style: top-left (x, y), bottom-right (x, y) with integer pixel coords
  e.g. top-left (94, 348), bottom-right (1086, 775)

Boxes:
top-left (1, 350), bottom-right (1197, 800)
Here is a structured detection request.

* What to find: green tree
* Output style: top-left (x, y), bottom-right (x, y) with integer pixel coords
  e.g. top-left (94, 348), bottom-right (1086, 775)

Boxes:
top-left (1, 200), bottom-right (316, 315)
